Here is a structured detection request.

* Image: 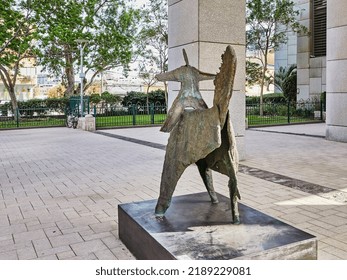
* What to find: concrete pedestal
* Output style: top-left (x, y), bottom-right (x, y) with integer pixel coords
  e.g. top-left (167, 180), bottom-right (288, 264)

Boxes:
top-left (118, 192), bottom-right (317, 260)
top-left (78, 114), bottom-right (95, 131)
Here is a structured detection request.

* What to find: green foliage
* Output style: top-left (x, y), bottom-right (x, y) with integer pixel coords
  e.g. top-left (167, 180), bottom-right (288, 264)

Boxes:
top-left (45, 97), bottom-right (69, 112)
top-left (122, 90), bottom-right (166, 107)
top-left (100, 91), bottom-right (122, 106)
top-left (138, 0), bottom-right (168, 74)
top-left (274, 64), bottom-right (297, 101)
top-left (246, 93), bottom-right (287, 105)
top-left (246, 60), bottom-right (263, 87)
top-left (321, 91), bottom-right (326, 111)
top-left (246, 0), bottom-right (307, 107)
top-left (2, 97), bottom-right (68, 113)
top-left (148, 89), bottom-right (166, 105)
top-left (122, 91), bottom-right (147, 106)
top-left (0, 0), bottom-right (40, 112)
top-left (33, 0), bottom-right (140, 95)
top-left (89, 94), bottom-right (102, 105)
top-left (246, 0), bottom-right (306, 52)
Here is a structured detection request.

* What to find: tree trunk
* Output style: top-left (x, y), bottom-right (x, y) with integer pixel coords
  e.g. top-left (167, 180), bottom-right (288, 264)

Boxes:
top-left (259, 52), bottom-right (268, 116)
top-left (64, 47), bottom-right (75, 96)
top-left (146, 85), bottom-right (150, 114)
top-left (8, 86), bottom-right (19, 121)
top-left (0, 67), bottom-right (19, 120)
top-left (164, 81), bottom-right (168, 107)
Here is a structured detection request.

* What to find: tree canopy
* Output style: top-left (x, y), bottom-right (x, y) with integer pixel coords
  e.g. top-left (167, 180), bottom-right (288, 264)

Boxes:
top-left (246, 0), bottom-right (307, 113)
top-left (138, 0), bottom-right (168, 104)
top-left (274, 64), bottom-right (297, 101)
top-left (33, 0), bottom-right (140, 96)
top-left (0, 0), bottom-right (39, 113)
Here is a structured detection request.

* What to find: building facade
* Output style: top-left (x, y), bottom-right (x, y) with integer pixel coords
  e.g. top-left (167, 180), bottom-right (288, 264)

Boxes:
top-left (275, 0), bottom-right (327, 101)
top-left (167, 0), bottom-right (246, 158)
top-left (276, 0), bottom-right (347, 142)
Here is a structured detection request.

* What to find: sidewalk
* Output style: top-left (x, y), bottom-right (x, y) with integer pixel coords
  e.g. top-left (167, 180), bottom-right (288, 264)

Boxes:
top-left (0, 124), bottom-right (346, 260)
top-left (249, 122), bottom-right (326, 138)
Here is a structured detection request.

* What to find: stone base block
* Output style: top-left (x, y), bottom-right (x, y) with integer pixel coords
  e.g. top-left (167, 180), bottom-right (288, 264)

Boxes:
top-left (78, 114), bottom-right (95, 131)
top-left (118, 192), bottom-right (317, 260)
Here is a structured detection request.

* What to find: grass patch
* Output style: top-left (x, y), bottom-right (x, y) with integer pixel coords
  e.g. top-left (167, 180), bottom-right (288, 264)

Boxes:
top-left (0, 117), bottom-right (65, 129)
top-left (96, 114), bottom-right (167, 128)
top-left (248, 115), bottom-right (320, 126)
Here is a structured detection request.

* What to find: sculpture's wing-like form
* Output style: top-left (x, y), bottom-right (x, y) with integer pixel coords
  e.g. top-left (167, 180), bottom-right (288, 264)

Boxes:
top-left (213, 45), bottom-right (237, 127)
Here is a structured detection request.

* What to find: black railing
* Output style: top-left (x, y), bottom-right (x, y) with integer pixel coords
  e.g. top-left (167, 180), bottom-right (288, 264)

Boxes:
top-left (0, 107), bottom-right (66, 129)
top-left (94, 103), bottom-right (167, 129)
top-left (246, 100), bottom-right (324, 127)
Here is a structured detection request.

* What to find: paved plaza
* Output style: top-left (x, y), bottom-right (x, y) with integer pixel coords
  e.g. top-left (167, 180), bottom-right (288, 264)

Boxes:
top-left (0, 123), bottom-right (346, 260)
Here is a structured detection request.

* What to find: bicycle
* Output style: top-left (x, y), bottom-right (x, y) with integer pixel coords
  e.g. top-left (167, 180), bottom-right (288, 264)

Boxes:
top-left (66, 112), bottom-right (79, 129)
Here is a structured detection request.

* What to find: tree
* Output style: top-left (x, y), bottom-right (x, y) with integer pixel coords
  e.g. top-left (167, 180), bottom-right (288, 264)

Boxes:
top-left (138, 0), bottom-right (168, 105)
top-left (274, 64), bottom-right (297, 101)
top-left (121, 91), bottom-right (146, 107)
top-left (246, 0), bottom-right (307, 114)
top-left (34, 0), bottom-right (140, 96)
top-left (246, 60), bottom-right (263, 88)
top-left (139, 61), bottom-right (157, 112)
top-left (47, 84), bottom-right (66, 98)
top-left (0, 0), bottom-right (38, 116)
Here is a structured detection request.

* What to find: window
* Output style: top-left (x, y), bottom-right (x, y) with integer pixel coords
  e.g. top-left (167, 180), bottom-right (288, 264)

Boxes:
top-left (313, 0), bottom-right (327, 57)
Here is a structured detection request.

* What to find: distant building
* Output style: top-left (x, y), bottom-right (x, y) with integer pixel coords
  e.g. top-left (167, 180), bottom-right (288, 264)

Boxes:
top-left (275, 0), bottom-right (327, 101)
top-left (276, 0), bottom-right (347, 142)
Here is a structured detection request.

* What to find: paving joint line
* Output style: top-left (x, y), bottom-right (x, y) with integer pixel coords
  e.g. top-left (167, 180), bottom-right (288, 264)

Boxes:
top-left (248, 128), bottom-right (325, 139)
top-left (95, 130), bottom-right (346, 204)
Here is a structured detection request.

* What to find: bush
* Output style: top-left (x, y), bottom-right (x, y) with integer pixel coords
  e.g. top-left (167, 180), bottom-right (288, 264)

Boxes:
top-left (45, 97), bottom-right (69, 113)
top-left (148, 89), bottom-right (166, 105)
top-left (246, 93), bottom-right (286, 105)
top-left (4, 97), bottom-right (69, 116)
top-left (122, 91), bottom-right (147, 106)
top-left (321, 91), bottom-right (326, 111)
top-left (122, 90), bottom-right (166, 107)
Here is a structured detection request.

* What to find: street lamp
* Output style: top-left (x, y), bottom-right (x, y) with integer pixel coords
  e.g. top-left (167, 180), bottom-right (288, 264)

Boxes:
top-left (75, 39), bottom-right (89, 117)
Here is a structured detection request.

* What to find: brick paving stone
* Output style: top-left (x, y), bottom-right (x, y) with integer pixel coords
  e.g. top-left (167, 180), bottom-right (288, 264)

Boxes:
top-left (0, 250), bottom-right (18, 260)
top-left (81, 231), bottom-right (113, 242)
top-left (0, 224), bottom-right (27, 237)
top-left (32, 238), bottom-right (52, 253)
top-left (56, 250), bottom-right (76, 260)
top-left (89, 221), bottom-right (117, 233)
top-left (70, 239), bottom-right (108, 257)
top-left (49, 232), bottom-right (84, 247)
top-left (1, 126), bottom-right (346, 260)
top-left (17, 244), bottom-right (37, 260)
top-left (36, 245), bottom-right (71, 259)
top-left (36, 254), bottom-right (58, 260)
top-left (43, 226), bottom-right (62, 238)
top-left (13, 229), bottom-right (46, 243)
top-left (94, 249), bottom-right (117, 260)
top-left (111, 247), bottom-right (135, 260)
top-left (101, 236), bottom-right (124, 250)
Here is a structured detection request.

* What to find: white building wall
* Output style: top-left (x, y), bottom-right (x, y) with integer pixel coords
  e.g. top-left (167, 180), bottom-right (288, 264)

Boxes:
top-left (168, 0), bottom-right (246, 158)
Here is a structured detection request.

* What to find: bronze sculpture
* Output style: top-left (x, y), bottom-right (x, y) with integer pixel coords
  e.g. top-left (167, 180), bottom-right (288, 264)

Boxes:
top-left (155, 46), bottom-right (240, 224)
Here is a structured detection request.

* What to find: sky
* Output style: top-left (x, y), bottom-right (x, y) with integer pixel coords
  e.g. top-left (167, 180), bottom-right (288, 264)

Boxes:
top-left (133, 0), bottom-right (149, 8)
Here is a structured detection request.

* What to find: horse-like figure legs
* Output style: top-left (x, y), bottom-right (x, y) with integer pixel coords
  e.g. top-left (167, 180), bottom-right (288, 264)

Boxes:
top-left (196, 159), bottom-right (219, 204)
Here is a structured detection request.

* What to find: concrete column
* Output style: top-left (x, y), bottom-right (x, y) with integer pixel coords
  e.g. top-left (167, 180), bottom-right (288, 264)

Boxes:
top-left (326, 0), bottom-right (347, 142)
top-left (168, 0), bottom-right (246, 158)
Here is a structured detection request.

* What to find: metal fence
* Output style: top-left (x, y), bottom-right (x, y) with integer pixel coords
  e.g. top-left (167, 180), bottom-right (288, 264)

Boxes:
top-left (246, 100), bottom-right (325, 127)
top-left (1, 100), bottom-right (325, 130)
top-left (0, 107), bottom-right (66, 129)
top-left (94, 103), bottom-right (167, 129)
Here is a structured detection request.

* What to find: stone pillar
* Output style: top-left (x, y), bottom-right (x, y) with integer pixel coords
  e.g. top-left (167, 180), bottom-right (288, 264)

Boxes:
top-left (326, 0), bottom-right (347, 142)
top-left (78, 114), bottom-right (96, 132)
top-left (168, 0), bottom-right (246, 158)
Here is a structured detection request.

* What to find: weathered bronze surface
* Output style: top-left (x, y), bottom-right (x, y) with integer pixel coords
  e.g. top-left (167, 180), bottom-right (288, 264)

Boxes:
top-left (119, 193), bottom-right (317, 260)
top-left (155, 46), bottom-right (240, 224)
